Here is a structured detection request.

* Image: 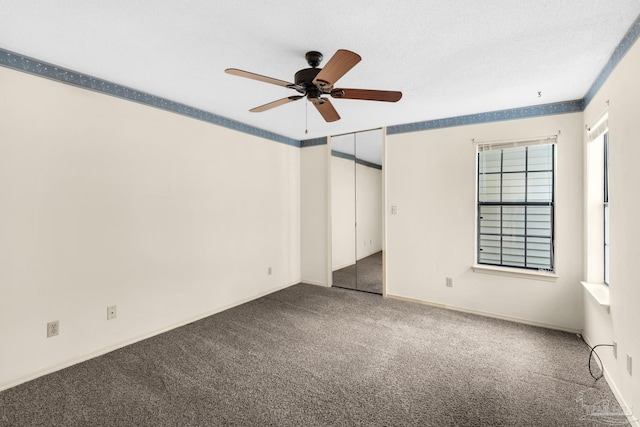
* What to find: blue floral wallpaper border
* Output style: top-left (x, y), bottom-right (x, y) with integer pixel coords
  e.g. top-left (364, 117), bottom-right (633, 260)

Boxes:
top-left (584, 13), bottom-right (640, 106)
top-left (300, 137), bottom-right (328, 147)
top-left (331, 150), bottom-right (382, 170)
top-left (0, 47), bottom-right (300, 148)
top-left (2, 10), bottom-right (639, 146)
top-left (386, 100), bottom-right (584, 135)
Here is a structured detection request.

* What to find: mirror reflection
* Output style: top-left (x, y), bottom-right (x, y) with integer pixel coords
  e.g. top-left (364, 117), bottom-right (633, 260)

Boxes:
top-left (331, 129), bottom-right (383, 294)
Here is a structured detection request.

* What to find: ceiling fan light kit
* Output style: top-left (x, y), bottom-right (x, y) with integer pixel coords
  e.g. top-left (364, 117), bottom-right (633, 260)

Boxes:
top-left (225, 49), bottom-right (402, 123)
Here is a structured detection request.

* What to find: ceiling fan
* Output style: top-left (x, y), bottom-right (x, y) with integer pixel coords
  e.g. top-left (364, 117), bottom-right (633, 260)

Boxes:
top-left (225, 49), bottom-right (402, 122)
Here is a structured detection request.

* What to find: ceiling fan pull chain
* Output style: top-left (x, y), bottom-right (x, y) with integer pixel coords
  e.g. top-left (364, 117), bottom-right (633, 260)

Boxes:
top-left (305, 100), bottom-right (309, 134)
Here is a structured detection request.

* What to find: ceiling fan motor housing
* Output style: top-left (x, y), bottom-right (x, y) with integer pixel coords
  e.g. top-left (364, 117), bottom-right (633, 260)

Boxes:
top-left (295, 67), bottom-right (325, 99)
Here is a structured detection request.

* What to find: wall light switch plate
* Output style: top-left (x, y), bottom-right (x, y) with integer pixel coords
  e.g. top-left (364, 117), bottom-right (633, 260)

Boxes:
top-left (627, 354), bottom-right (633, 376)
top-left (107, 305), bottom-right (117, 320)
top-left (391, 206), bottom-right (398, 215)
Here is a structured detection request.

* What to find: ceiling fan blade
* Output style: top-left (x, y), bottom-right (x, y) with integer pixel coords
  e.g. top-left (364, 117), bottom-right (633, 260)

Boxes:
top-left (225, 68), bottom-right (294, 87)
top-left (311, 98), bottom-right (340, 122)
top-left (313, 49), bottom-right (361, 88)
top-left (331, 88), bottom-right (402, 102)
top-left (250, 96), bottom-right (303, 112)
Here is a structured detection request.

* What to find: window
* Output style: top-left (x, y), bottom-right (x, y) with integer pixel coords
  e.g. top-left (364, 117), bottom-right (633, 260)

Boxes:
top-left (477, 139), bottom-right (556, 271)
top-left (585, 113), bottom-right (609, 285)
top-left (603, 132), bottom-right (610, 284)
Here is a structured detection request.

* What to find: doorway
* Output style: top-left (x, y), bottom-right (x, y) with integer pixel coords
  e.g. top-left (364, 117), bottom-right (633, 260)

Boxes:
top-left (331, 129), bottom-right (383, 294)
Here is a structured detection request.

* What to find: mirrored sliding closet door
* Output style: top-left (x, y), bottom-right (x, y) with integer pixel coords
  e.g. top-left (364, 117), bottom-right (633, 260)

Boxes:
top-left (331, 129), bottom-right (383, 294)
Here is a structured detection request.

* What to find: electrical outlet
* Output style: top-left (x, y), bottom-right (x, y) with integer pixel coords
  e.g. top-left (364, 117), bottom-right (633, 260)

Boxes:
top-left (613, 341), bottom-right (617, 358)
top-left (446, 277), bottom-right (453, 287)
top-left (47, 320), bottom-right (59, 338)
top-left (107, 305), bottom-right (117, 320)
top-left (268, 267), bottom-right (272, 275)
top-left (627, 354), bottom-right (633, 376)
top-left (391, 206), bottom-right (398, 215)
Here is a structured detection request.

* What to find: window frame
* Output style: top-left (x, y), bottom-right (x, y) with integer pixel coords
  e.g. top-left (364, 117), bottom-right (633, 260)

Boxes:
top-left (476, 142), bottom-right (556, 272)
top-left (603, 132), bottom-right (610, 285)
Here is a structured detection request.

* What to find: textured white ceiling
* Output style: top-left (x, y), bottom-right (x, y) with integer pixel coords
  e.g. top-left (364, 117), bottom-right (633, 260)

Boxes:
top-left (1, 1), bottom-right (639, 140)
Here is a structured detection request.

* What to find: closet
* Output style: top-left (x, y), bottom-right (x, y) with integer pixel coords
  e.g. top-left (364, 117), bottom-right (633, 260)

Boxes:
top-left (331, 129), bottom-right (383, 294)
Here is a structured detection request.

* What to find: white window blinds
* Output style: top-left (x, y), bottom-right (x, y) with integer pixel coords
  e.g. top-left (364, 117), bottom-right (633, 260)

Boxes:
top-left (476, 135), bottom-right (558, 152)
top-left (477, 137), bottom-right (556, 271)
top-left (587, 112), bottom-right (609, 142)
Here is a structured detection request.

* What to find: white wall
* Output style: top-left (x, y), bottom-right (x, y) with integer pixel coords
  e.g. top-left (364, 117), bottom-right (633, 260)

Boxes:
top-left (300, 144), bottom-right (329, 286)
top-left (3, 32), bottom-right (637, 421)
top-left (386, 112), bottom-right (584, 331)
top-left (356, 163), bottom-right (383, 260)
top-left (0, 66), bottom-right (301, 390)
top-left (331, 155), bottom-right (356, 270)
top-left (582, 36), bottom-right (640, 421)
top-left (330, 155), bottom-right (383, 268)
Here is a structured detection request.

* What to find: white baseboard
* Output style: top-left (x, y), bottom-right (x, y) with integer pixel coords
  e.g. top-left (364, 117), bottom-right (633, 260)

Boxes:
top-left (444, 303), bottom-right (582, 334)
top-left (385, 293), bottom-right (581, 333)
top-left (387, 294), bottom-right (638, 426)
top-left (0, 280), bottom-right (298, 393)
top-left (581, 334), bottom-right (640, 427)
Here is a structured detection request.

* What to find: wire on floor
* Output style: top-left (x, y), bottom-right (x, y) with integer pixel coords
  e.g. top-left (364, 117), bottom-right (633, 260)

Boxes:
top-left (577, 333), bottom-right (614, 381)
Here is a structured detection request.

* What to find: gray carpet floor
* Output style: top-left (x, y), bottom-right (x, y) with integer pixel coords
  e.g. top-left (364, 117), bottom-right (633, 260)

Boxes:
top-left (0, 283), bottom-right (629, 426)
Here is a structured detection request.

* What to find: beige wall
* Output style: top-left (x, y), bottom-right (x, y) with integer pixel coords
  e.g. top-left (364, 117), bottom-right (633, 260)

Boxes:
top-left (300, 144), bottom-right (329, 286)
top-left (2, 32), bottom-right (638, 420)
top-left (385, 112), bottom-right (584, 331)
top-left (355, 163), bottom-right (383, 260)
top-left (583, 36), bottom-right (640, 421)
top-left (330, 157), bottom-right (383, 269)
top-left (331, 155), bottom-right (356, 270)
top-left (0, 66), bottom-right (301, 389)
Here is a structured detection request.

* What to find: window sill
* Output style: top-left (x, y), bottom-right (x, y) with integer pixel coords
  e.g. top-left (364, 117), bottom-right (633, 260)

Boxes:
top-left (581, 281), bottom-right (610, 313)
top-left (472, 264), bottom-right (558, 282)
